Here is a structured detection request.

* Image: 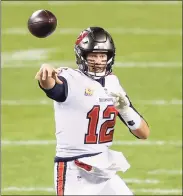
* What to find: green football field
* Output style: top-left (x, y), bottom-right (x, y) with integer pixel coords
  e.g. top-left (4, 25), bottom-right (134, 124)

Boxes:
top-left (1, 1), bottom-right (182, 195)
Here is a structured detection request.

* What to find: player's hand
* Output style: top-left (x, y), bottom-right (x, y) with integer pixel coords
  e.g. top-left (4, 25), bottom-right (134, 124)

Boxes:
top-left (110, 92), bottom-right (130, 111)
top-left (35, 64), bottom-right (63, 84)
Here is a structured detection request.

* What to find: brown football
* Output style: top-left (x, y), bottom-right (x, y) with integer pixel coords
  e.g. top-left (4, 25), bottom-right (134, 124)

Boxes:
top-left (28, 10), bottom-right (57, 38)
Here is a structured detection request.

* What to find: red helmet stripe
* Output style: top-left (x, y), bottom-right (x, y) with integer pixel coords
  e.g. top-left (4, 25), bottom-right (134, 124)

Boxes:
top-left (75, 31), bottom-right (88, 45)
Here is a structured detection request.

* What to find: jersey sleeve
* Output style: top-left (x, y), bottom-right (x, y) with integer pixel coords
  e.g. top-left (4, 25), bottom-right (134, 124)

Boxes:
top-left (57, 67), bottom-right (72, 80)
top-left (38, 67), bottom-right (72, 102)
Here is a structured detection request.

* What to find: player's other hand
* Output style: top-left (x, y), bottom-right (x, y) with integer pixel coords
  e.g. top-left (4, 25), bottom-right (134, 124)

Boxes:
top-left (35, 64), bottom-right (63, 84)
top-left (110, 92), bottom-right (130, 112)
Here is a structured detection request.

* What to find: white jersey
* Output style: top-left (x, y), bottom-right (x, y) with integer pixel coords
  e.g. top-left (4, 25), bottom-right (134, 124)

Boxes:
top-left (54, 68), bottom-right (126, 158)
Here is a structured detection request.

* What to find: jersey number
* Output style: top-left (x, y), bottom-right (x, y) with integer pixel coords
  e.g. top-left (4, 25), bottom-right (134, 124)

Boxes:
top-left (84, 105), bottom-right (118, 144)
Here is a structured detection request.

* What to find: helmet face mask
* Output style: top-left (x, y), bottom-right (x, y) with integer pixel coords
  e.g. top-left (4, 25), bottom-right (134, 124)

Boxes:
top-left (74, 27), bottom-right (116, 79)
top-left (87, 52), bottom-right (107, 76)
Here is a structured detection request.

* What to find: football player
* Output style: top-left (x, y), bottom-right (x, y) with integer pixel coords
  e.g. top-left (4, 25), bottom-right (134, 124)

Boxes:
top-left (35, 27), bottom-right (150, 195)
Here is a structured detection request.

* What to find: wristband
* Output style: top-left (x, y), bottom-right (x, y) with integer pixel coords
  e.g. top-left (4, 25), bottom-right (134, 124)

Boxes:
top-left (119, 107), bottom-right (141, 130)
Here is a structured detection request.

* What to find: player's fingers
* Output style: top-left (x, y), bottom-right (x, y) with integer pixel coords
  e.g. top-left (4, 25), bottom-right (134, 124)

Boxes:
top-left (47, 69), bottom-right (53, 78)
top-left (110, 92), bottom-right (118, 97)
top-left (35, 72), bottom-right (41, 80)
top-left (49, 69), bottom-right (58, 78)
top-left (42, 68), bottom-right (48, 80)
top-left (119, 96), bottom-right (124, 102)
top-left (56, 68), bottom-right (62, 73)
top-left (55, 75), bottom-right (63, 84)
top-left (115, 102), bottom-right (120, 107)
top-left (52, 72), bottom-right (62, 83)
top-left (119, 92), bottom-right (126, 98)
top-left (35, 69), bottom-right (43, 80)
top-left (53, 68), bottom-right (58, 73)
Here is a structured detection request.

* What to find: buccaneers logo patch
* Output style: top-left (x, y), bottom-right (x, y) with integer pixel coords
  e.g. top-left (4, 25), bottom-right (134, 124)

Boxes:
top-left (75, 31), bottom-right (89, 45)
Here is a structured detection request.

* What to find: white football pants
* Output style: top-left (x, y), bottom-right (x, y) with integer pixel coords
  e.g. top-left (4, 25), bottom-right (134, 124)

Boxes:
top-left (54, 161), bottom-right (133, 195)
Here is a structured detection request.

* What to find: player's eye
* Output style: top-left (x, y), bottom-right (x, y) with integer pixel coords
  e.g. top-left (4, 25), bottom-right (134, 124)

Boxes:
top-left (100, 54), bottom-right (107, 58)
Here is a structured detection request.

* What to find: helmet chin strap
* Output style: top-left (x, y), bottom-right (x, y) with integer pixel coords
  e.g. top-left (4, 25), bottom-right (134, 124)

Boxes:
top-left (87, 71), bottom-right (106, 79)
top-left (82, 59), bottom-right (112, 79)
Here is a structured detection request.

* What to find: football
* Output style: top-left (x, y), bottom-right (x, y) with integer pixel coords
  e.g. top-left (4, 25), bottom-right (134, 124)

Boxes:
top-left (27, 10), bottom-right (57, 38)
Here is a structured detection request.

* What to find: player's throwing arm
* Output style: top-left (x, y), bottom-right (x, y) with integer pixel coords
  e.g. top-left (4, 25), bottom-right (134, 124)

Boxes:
top-left (35, 64), bottom-right (63, 89)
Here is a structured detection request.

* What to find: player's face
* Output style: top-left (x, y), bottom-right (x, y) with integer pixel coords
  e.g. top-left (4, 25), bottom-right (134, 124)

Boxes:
top-left (86, 53), bottom-right (107, 73)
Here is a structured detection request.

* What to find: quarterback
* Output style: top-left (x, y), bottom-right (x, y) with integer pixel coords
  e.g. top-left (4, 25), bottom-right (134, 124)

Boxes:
top-left (35, 27), bottom-right (150, 195)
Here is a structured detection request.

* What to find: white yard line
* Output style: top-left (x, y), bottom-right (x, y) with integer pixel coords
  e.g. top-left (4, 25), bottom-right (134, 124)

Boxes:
top-left (2, 140), bottom-right (56, 146)
top-left (135, 99), bottom-right (182, 105)
top-left (132, 189), bottom-right (182, 194)
top-left (2, 27), bottom-right (182, 36)
top-left (113, 140), bottom-right (182, 146)
top-left (116, 1), bottom-right (182, 5)
top-left (124, 178), bottom-right (159, 184)
top-left (1, 179), bottom-right (159, 193)
top-left (2, 1), bottom-right (181, 6)
top-left (148, 169), bottom-right (182, 175)
top-left (2, 187), bottom-right (182, 194)
top-left (2, 187), bottom-right (55, 192)
top-left (2, 49), bottom-right (182, 68)
top-left (1, 100), bottom-right (52, 105)
top-left (1, 99), bottom-right (182, 106)
top-left (2, 140), bottom-right (182, 146)
top-left (114, 62), bottom-right (182, 68)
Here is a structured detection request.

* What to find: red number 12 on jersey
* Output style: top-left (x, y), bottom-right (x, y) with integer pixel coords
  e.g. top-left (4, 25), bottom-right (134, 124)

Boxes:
top-left (84, 105), bottom-right (118, 144)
